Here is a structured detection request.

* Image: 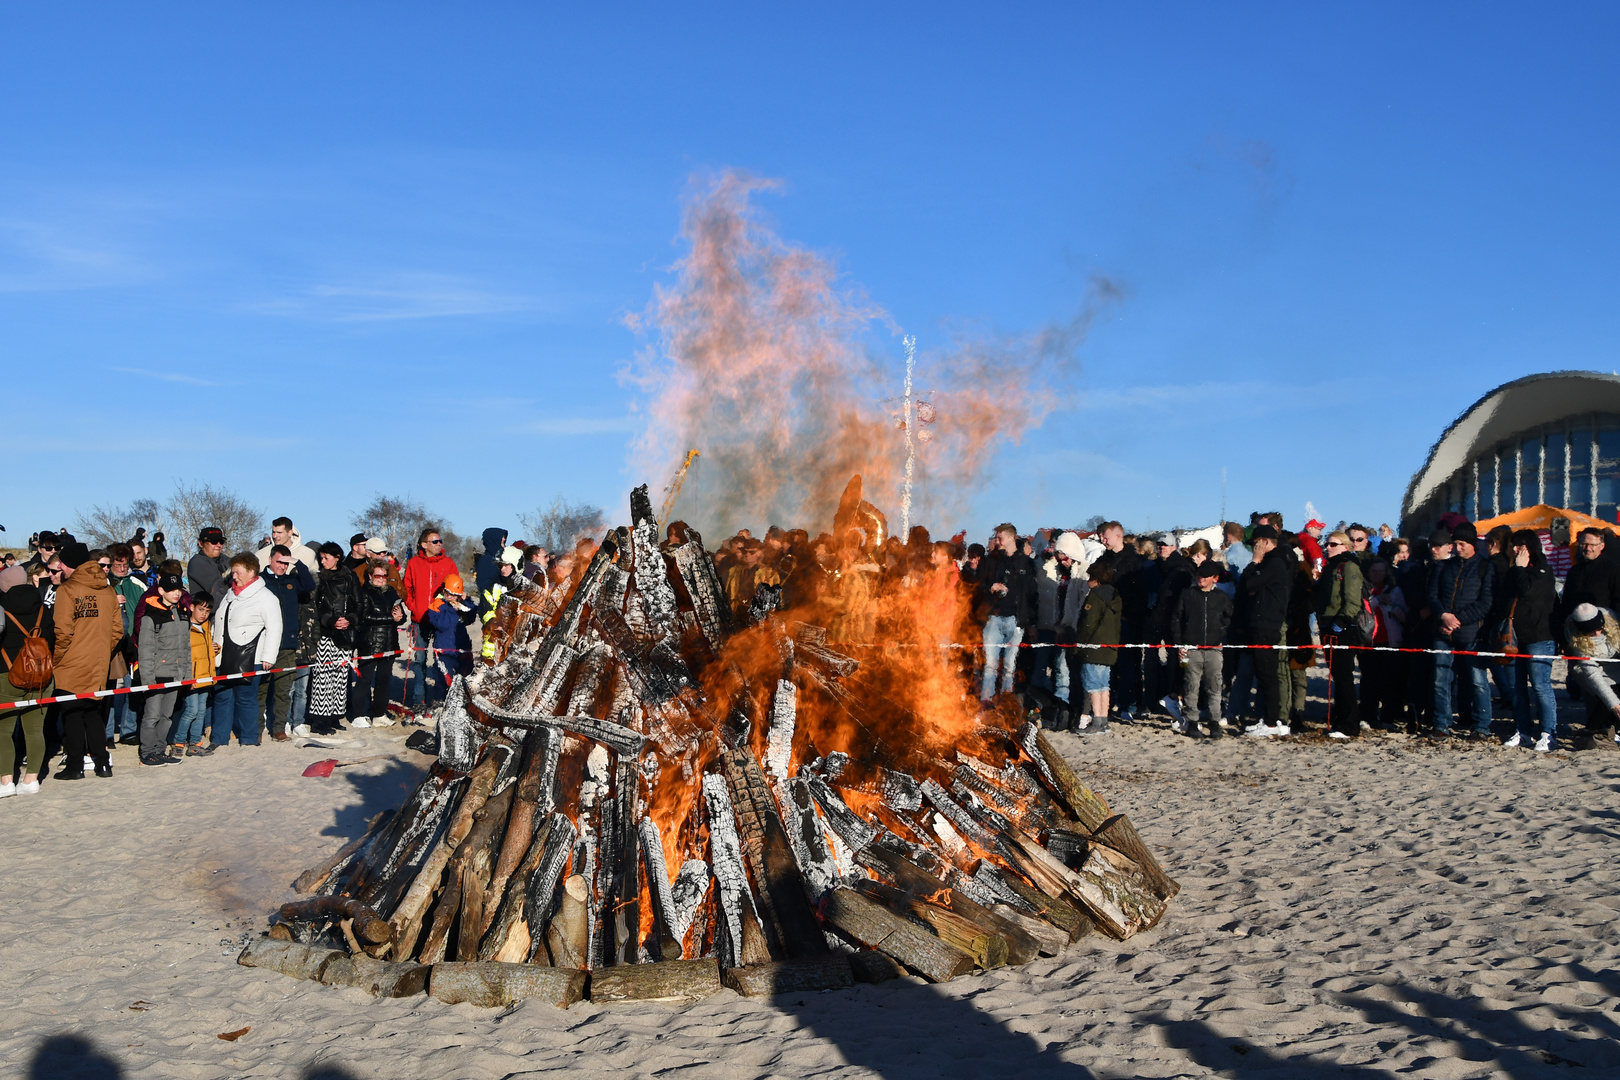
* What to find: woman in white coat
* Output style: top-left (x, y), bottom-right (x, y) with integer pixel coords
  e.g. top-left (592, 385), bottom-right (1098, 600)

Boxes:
top-left (210, 553), bottom-right (283, 747)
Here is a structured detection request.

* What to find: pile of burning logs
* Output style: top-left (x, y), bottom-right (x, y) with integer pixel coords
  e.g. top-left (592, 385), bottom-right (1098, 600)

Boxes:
top-left (243, 485), bottom-right (1177, 1007)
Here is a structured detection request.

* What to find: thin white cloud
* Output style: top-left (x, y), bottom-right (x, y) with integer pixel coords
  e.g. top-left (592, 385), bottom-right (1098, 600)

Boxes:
top-left (250, 273), bottom-right (538, 322)
top-left (0, 219), bottom-right (145, 293)
top-left (111, 367), bottom-right (221, 387)
top-left (518, 416), bottom-right (640, 436)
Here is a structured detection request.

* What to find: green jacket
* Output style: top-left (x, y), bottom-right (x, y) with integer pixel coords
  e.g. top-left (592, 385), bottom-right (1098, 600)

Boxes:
top-left (110, 571), bottom-right (147, 637)
top-left (1315, 553), bottom-right (1364, 621)
top-left (1077, 582), bottom-right (1123, 667)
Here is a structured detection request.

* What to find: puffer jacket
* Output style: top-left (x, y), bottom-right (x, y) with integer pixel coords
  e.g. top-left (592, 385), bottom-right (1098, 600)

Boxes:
top-left (358, 583), bottom-right (405, 656)
top-left (1427, 552), bottom-right (1494, 645)
top-left (317, 565), bottom-right (362, 650)
top-left (212, 576), bottom-right (284, 670)
top-left (52, 562), bottom-right (127, 693)
top-left (136, 596), bottom-right (192, 684)
top-left (190, 618), bottom-right (217, 686)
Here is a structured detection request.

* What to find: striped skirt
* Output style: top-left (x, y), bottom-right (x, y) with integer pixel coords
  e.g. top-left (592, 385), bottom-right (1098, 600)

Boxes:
top-left (308, 637), bottom-right (353, 721)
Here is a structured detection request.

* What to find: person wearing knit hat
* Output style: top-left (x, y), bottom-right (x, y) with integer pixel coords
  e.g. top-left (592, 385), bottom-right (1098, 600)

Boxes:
top-left (1427, 519), bottom-right (1493, 739)
top-left (1564, 602), bottom-right (1620, 750)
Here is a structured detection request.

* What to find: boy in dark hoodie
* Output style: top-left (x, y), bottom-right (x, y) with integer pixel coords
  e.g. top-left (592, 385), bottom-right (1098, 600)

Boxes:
top-left (1167, 560), bottom-right (1234, 737)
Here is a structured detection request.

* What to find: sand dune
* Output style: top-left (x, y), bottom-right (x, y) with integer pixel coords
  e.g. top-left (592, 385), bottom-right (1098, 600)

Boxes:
top-left (3, 720), bottom-right (1617, 1079)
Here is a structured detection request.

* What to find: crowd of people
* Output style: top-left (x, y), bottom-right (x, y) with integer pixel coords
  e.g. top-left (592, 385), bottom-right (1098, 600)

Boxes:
top-left (4, 505), bottom-right (1619, 799)
top-left (703, 511), bottom-right (1620, 754)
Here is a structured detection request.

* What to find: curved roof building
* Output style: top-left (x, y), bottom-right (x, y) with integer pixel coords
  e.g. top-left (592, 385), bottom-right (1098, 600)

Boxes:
top-left (1401, 371), bottom-right (1620, 538)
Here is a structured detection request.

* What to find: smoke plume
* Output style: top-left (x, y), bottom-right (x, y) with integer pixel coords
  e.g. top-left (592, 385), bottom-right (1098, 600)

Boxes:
top-left (628, 170), bottom-right (1116, 538)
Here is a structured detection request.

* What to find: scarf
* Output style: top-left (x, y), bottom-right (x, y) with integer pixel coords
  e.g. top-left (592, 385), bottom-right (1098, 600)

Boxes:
top-left (230, 574), bottom-right (259, 597)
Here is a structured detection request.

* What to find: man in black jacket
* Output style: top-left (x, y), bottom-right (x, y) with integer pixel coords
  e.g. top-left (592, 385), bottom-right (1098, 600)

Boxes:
top-left (1092, 522), bottom-right (1144, 718)
top-left (1559, 529), bottom-right (1620, 636)
top-left (257, 545), bottom-right (317, 741)
top-left (1427, 522), bottom-right (1494, 737)
top-left (1236, 525), bottom-right (1292, 736)
top-left (976, 523), bottom-right (1035, 702)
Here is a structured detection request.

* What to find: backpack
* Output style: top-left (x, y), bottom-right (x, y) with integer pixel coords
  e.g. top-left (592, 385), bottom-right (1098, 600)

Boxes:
top-left (3, 609), bottom-right (54, 690)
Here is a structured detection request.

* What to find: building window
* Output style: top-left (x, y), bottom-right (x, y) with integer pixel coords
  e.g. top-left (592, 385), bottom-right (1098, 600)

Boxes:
top-left (1571, 427), bottom-right (1593, 514)
top-left (1520, 434), bottom-right (1541, 509)
top-left (1597, 427), bottom-right (1620, 524)
top-left (1545, 429), bottom-right (1565, 508)
top-left (1496, 446), bottom-right (1515, 518)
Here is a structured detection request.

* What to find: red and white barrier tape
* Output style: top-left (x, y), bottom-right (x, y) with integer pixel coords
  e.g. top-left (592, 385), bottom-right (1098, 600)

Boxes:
top-left (0, 647), bottom-right (471, 712)
top-left (842, 640), bottom-right (1612, 663)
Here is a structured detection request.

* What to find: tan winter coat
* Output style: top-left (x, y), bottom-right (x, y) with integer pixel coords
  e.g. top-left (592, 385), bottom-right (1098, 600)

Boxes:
top-left (52, 562), bottom-right (126, 693)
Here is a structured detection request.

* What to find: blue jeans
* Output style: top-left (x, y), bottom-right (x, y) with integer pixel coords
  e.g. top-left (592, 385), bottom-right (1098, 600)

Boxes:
top-left (981, 616), bottom-right (1023, 700)
top-left (171, 688), bottom-right (210, 745)
top-left (1433, 643), bottom-right (1491, 734)
top-left (289, 666), bottom-right (310, 728)
top-left (106, 678), bottom-right (138, 738)
top-left (211, 675), bottom-right (261, 746)
top-left (406, 623), bottom-right (428, 707)
top-left (1513, 640), bottom-right (1558, 742)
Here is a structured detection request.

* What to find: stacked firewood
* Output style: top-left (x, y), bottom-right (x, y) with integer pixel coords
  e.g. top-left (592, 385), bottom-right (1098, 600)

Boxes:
top-left (246, 486), bottom-right (1177, 1007)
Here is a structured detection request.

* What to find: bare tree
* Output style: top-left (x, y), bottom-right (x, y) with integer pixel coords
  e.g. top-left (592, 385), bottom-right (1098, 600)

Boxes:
top-left (518, 496), bottom-right (606, 554)
top-left (72, 497), bottom-right (169, 548)
top-left (351, 495), bottom-right (476, 571)
top-left (166, 482), bottom-right (266, 557)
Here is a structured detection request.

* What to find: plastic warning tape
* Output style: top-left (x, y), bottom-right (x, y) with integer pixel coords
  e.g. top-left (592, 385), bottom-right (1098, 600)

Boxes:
top-left (0, 647), bottom-right (471, 712)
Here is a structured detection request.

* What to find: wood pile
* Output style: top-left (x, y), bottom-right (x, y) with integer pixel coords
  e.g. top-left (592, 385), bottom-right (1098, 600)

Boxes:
top-left (246, 484), bottom-right (1177, 1006)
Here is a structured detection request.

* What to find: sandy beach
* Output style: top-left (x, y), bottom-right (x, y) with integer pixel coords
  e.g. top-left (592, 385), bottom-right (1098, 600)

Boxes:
top-left (3, 713), bottom-right (1617, 1080)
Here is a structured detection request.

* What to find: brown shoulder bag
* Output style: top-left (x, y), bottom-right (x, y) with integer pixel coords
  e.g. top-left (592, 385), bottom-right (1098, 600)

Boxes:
top-left (3, 610), bottom-right (54, 690)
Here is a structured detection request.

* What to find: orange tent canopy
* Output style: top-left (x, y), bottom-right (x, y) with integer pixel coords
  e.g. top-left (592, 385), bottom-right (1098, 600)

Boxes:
top-left (1475, 503), bottom-right (1613, 535)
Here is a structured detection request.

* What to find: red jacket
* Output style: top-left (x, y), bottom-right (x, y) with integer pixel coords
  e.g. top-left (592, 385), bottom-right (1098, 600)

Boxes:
top-left (403, 552), bottom-right (457, 624)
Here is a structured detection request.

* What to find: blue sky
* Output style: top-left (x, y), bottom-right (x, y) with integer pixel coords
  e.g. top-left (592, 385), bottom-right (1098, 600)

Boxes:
top-left (5, 4), bottom-right (1618, 546)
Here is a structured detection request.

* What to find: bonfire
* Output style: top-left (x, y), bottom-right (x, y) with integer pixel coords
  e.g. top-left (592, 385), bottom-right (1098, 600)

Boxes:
top-left (242, 479), bottom-right (1177, 1007)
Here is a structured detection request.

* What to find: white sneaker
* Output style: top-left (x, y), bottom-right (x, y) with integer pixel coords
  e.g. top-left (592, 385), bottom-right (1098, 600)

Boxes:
top-left (1269, 723), bottom-right (1291, 737)
top-left (0, 780), bottom-right (14, 799)
top-left (1329, 731), bottom-right (1351, 741)
top-left (1217, 718), bottom-right (1232, 730)
top-left (84, 755), bottom-right (95, 768)
top-left (1503, 732), bottom-right (1524, 748)
top-left (1359, 719), bottom-right (1372, 731)
top-left (349, 717), bottom-right (371, 729)
top-left (16, 779), bottom-right (40, 795)
top-left (292, 724), bottom-right (311, 738)
top-left (1244, 723), bottom-right (1274, 739)
top-left (1074, 715), bottom-right (1094, 731)
top-left (1533, 733), bottom-right (1552, 753)
top-left (370, 715), bottom-right (395, 728)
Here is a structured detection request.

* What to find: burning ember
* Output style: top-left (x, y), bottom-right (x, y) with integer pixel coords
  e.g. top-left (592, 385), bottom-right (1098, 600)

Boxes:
top-left (246, 480), bottom-right (1177, 1007)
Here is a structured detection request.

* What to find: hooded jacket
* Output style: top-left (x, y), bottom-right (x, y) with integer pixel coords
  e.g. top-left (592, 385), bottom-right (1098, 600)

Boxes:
top-left (403, 549), bottom-right (458, 624)
top-left (136, 595), bottom-right (192, 684)
top-left (256, 528), bottom-right (320, 577)
top-left (52, 562), bottom-right (126, 693)
top-left (212, 575), bottom-right (284, 671)
top-left (1427, 551), bottom-right (1494, 646)
top-left (473, 527), bottom-right (508, 619)
top-left (190, 617), bottom-right (217, 686)
top-left (1, 582), bottom-right (54, 677)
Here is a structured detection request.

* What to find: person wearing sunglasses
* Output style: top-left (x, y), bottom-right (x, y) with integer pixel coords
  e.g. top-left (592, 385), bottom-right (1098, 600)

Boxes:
top-left (353, 559), bottom-right (406, 728)
top-left (1315, 531), bottom-right (1367, 740)
top-left (401, 528), bottom-right (458, 715)
top-left (257, 545), bottom-right (316, 740)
